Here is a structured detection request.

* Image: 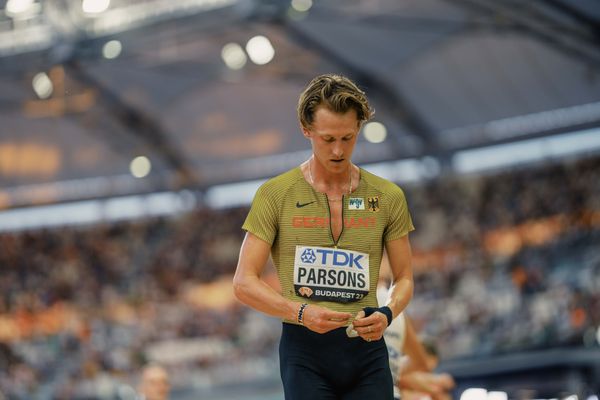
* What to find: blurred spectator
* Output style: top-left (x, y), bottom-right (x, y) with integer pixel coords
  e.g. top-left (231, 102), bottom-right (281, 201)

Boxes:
top-left (138, 364), bottom-right (170, 400)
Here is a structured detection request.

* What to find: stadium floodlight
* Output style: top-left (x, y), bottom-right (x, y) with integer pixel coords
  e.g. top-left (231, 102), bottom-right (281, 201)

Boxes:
top-left (205, 179), bottom-right (267, 209)
top-left (0, 191), bottom-right (196, 231)
top-left (32, 72), bottom-right (53, 99)
top-left (246, 35), bottom-right (275, 65)
top-left (221, 42), bottom-right (247, 70)
top-left (290, 0), bottom-right (312, 12)
top-left (102, 40), bottom-right (122, 59)
top-left (460, 388), bottom-right (488, 400)
top-left (6, 0), bottom-right (34, 16)
top-left (488, 392), bottom-right (508, 400)
top-left (82, 0), bottom-right (110, 14)
top-left (130, 156), bottom-right (152, 178)
top-left (363, 121), bottom-right (387, 144)
top-left (452, 128), bottom-right (600, 174)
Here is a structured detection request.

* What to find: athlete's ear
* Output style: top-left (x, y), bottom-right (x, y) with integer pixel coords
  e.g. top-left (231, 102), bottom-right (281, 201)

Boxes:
top-left (301, 125), bottom-right (311, 139)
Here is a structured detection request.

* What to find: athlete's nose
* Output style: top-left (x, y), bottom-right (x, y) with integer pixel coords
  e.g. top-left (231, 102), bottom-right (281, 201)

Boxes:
top-left (332, 141), bottom-right (344, 158)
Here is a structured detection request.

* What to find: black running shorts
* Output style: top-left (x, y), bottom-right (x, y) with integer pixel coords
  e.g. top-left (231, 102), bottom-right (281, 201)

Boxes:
top-left (279, 322), bottom-right (394, 400)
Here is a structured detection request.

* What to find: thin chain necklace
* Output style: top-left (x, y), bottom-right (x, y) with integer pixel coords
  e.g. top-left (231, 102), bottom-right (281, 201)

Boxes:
top-left (308, 157), bottom-right (352, 201)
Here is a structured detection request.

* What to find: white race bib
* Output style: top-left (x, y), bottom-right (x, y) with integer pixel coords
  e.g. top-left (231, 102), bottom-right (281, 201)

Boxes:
top-left (293, 245), bottom-right (370, 303)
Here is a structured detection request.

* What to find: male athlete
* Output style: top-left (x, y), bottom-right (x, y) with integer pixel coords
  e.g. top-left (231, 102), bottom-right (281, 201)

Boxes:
top-left (233, 73), bottom-right (414, 399)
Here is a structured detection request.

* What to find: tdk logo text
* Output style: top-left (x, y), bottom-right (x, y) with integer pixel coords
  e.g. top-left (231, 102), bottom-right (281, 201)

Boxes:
top-left (300, 247), bottom-right (364, 269)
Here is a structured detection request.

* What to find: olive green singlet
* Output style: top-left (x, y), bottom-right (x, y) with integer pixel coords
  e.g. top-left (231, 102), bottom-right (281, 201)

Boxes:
top-left (243, 166), bottom-right (414, 324)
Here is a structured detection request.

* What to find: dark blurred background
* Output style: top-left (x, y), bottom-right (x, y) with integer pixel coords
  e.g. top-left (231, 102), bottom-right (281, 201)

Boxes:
top-left (0, 0), bottom-right (599, 399)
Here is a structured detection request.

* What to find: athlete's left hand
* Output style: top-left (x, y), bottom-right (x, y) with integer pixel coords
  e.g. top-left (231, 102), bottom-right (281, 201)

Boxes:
top-left (351, 310), bottom-right (387, 342)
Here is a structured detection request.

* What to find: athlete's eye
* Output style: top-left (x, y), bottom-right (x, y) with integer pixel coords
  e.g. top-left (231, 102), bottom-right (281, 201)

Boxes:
top-left (342, 135), bottom-right (354, 141)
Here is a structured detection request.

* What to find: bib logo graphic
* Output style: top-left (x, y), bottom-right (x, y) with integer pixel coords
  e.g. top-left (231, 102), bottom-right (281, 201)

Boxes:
top-left (367, 196), bottom-right (380, 212)
top-left (348, 197), bottom-right (365, 210)
top-left (301, 248), bottom-right (316, 263)
top-left (298, 287), bottom-right (313, 297)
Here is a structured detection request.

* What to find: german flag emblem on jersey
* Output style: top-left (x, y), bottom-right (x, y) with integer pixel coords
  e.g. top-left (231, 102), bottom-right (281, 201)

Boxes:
top-left (367, 196), bottom-right (380, 212)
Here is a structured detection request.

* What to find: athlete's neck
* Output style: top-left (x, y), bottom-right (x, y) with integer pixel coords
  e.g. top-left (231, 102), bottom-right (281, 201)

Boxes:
top-left (307, 156), bottom-right (354, 195)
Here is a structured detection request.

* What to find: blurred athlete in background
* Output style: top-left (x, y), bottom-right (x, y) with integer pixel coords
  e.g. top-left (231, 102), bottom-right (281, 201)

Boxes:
top-left (378, 254), bottom-right (455, 400)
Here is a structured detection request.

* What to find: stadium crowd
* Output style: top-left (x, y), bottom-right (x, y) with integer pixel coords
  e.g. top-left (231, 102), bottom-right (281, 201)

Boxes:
top-left (0, 155), bottom-right (598, 399)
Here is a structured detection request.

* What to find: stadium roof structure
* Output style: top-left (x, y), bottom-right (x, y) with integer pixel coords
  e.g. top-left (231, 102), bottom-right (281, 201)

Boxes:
top-left (1, 0), bottom-right (600, 209)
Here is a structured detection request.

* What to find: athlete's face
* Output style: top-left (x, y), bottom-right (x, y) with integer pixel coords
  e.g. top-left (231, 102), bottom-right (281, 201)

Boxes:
top-left (302, 106), bottom-right (361, 175)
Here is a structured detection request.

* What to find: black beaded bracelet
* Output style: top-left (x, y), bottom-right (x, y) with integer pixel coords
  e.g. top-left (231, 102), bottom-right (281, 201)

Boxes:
top-left (297, 303), bottom-right (308, 325)
top-left (362, 306), bottom-right (393, 326)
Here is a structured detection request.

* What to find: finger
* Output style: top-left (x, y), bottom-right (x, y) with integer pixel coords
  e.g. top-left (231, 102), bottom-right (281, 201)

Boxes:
top-left (353, 321), bottom-right (385, 334)
top-left (352, 313), bottom-right (383, 327)
top-left (316, 312), bottom-right (353, 327)
top-left (356, 324), bottom-right (376, 335)
top-left (427, 383), bottom-right (445, 394)
top-left (437, 374), bottom-right (456, 389)
top-left (351, 317), bottom-right (371, 327)
top-left (359, 326), bottom-right (381, 340)
top-left (305, 306), bottom-right (351, 323)
top-left (362, 333), bottom-right (377, 342)
top-left (323, 310), bottom-right (353, 321)
top-left (320, 319), bottom-right (352, 332)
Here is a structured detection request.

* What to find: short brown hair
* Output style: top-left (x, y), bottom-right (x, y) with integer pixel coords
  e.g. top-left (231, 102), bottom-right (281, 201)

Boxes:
top-left (297, 74), bottom-right (373, 129)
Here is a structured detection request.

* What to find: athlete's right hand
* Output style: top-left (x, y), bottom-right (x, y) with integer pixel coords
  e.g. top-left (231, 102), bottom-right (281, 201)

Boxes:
top-left (300, 304), bottom-right (353, 334)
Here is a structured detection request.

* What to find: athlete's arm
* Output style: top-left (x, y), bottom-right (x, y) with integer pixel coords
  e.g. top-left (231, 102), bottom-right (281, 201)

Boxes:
top-left (384, 234), bottom-right (413, 319)
top-left (233, 232), bottom-right (352, 333)
top-left (352, 235), bottom-right (413, 341)
top-left (401, 314), bottom-right (431, 373)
